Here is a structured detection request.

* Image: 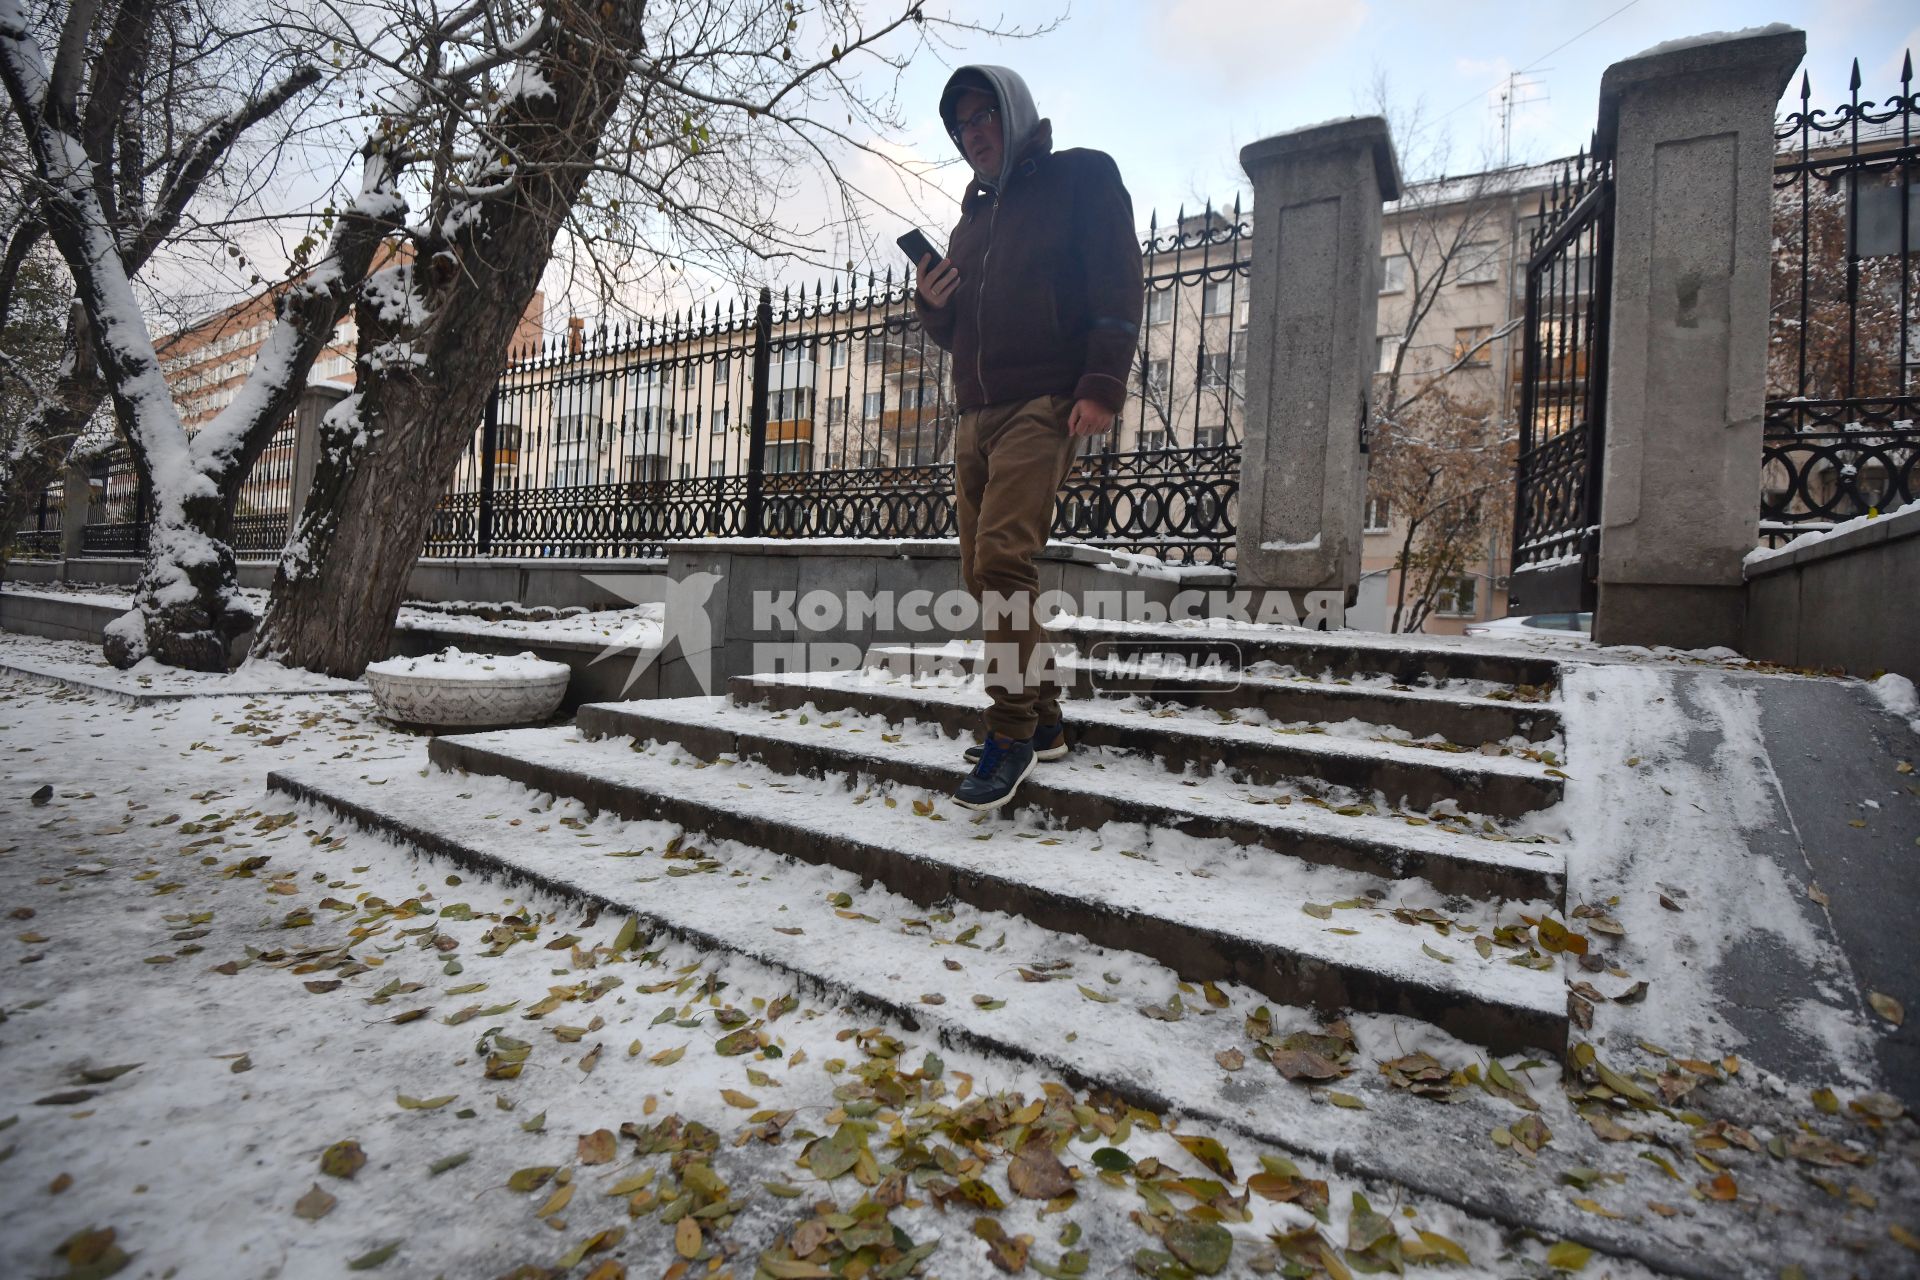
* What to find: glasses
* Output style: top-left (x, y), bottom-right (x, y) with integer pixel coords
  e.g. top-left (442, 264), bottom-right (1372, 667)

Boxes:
top-left (949, 105), bottom-right (999, 141)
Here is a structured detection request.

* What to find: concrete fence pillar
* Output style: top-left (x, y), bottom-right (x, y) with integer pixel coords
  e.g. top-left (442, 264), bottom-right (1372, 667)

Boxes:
top-left (60, 459), bottom-right (90, 566)
top-left (1234, 117), bottom-right (1401, 608)
top-left (1592, 27), bottom-right (1805, 650)
top-left (289, 383), bottom-right (350, 528)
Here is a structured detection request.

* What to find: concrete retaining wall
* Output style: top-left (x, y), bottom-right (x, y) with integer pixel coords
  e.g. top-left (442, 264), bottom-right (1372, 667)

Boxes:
top-left (4, 556), bottom-right (669, 611)
top-left (1744, 506), bottom-right (1920, 680)
top-left (5, 539), bottom-right (1246, 708)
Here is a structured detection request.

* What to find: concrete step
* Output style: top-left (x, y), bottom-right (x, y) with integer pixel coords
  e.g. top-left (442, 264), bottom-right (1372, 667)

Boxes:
top-left (866, 643), bottom-right (1562, 747)
top-left (415, 724), bottom-right (1568, 1055)
top-left (720, 670), bottom-right (1567, 820)
top-left (260, 753), bottom-right (1814, 1280)
top-left (1052, 617), bottom-right (1563, 692)
top-left (575, 693), bottom-right (1565, 904)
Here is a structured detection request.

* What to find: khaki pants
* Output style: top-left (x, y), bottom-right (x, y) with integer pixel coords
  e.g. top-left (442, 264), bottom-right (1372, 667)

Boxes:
top-left (954, 393), bottom-right (1079, 740)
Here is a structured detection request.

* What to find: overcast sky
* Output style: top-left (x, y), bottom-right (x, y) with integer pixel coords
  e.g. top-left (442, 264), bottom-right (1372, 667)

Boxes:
top-left (577, 0), bottom-right (1914, 320)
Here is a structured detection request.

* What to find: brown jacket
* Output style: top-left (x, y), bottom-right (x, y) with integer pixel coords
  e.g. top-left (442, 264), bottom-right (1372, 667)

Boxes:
top-left (915, 85), bottom-right (1143, 415)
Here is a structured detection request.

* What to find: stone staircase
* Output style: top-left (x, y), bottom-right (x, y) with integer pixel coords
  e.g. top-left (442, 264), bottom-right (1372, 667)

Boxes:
top-left (284, 620), bottom-right (1576, 1059)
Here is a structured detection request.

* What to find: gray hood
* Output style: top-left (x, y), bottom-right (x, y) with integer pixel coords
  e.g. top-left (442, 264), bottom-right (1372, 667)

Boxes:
top-left (939, 64), bottom-right (1041, 190)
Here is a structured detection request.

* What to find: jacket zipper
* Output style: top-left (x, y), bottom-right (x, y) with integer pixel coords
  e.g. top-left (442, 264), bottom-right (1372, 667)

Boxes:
top-left (974, 189), bottom-right (1000, 404)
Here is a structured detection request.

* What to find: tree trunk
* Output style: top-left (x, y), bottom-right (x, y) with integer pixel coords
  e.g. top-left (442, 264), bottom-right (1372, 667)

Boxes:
top-left (253, 7), bottom-right (640, 676)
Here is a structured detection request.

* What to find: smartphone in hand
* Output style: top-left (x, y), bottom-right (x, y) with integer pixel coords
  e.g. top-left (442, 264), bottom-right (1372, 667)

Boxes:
top-left (896, 229), bottom-right (942, 269)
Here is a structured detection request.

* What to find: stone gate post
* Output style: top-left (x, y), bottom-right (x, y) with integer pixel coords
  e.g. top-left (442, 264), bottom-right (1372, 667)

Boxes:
top-left (1235, 117), bottom-right (1401, 612)
top-left (1592, 28), bottom-right (1805, 649)
top-left (289, 383), bottom-right (350, 529)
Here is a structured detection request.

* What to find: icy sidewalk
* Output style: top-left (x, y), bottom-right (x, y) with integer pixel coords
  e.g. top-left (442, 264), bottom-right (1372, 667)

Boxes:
top-left (0, 656), bottom-right (1615, 1280)
top-left (0, 640), bottom-right (1915, 1279)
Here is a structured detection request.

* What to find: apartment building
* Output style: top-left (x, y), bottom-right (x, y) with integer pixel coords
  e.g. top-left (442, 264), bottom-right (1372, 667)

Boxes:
top-left (1355, 160), bottom-right (1562, 634)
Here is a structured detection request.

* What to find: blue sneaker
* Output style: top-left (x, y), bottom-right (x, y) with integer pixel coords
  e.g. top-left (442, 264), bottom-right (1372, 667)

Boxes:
top-left (953, 733), bottom-right (1037, 812)
top-left (965, 721), bottom-right (1068, 765)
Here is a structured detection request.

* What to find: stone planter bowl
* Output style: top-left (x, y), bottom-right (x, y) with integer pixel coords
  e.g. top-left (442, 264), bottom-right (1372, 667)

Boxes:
top-left (363, 649), bottom-right (571, 728)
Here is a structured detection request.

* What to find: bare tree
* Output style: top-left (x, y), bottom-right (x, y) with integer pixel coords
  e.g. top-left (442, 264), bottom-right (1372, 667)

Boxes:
top-left (1368, 383), bottom-right (1513, 634)
top-left (0, 0), bottom-right (381, 667)
top-left (252, 0), bottom-right (1019, 676)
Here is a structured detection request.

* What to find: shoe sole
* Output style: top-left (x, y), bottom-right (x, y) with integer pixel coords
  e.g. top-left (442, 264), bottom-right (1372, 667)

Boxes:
top-left (964, 742), bottom-right (1069, 764)
top-left (950, 750), bottom-right (1039, 813)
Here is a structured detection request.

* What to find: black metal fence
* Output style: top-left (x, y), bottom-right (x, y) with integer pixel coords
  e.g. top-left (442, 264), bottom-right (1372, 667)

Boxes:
top-left (1510, 147), bottom-right (1615, 610)
top-left (79, 446), bottom-right (148, 556)
top-left (1764, 55), bottom-right (1919, 545)
top-left (426, 203), bottom-right (1250, 565)
top-left (233, 414), bottom-right (298, 556)
top-left (9, 482), bottom-right (62, 558)
top-left (19, 205), bottom-right (1249, 568)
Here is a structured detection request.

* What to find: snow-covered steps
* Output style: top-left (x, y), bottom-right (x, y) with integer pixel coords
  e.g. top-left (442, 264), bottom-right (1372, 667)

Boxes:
top-left (574, 692), bottom-right (1565, 904)
top-left (412, 725), bottom-right (1568, 1054)
top-left (865, 642), bottom-right (1562, 747)
top-left (1051, 617), bottom-right (1563, 692)
top-left (718, 670), bottom-right (1566, 820)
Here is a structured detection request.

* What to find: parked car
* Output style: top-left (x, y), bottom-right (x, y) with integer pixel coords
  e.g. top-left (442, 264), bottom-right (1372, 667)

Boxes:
top-left (1463, 612), bottom-right (1594, 640)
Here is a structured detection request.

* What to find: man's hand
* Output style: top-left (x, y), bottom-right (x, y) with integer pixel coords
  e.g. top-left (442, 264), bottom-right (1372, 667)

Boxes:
top-left (916, 253), bottom-right (960, 308)
top-left (1067, 397), bottom-right (1115, 437)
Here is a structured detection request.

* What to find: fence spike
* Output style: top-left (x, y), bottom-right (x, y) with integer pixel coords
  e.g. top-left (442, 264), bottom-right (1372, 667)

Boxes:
top-left (1903, 49), bottom-right (1912, 85)
top-left (1800, 69), bottom-right (1811, 102)
top-left (1850, 58), bottom-right (1861, 93)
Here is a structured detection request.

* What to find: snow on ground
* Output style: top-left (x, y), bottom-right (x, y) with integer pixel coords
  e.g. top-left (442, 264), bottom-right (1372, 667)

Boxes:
top-left (367, 649), bottom-right (572, 682)
top-left (2, 629), bottom-right (1915, 1280)
top-left (0, 633), bottom-right (362, 700)
top-left (0, 645), bottom-right (1665, 1280)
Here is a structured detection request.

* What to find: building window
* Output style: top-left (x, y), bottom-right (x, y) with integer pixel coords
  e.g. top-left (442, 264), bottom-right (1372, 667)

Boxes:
top-left (1376, 335), bottom-right (1400, 375)
top-left (769, 387), bottom-right (812, 420)
top-left (1194, 425), bottom-right (1226, 449)
top-left (1198, 352), bottom-right (1231, 390)
top-left (714, 356), bottom-right (731, 385)
top-left (1434, 575), bottom-right (1479, 618)
top-left (709, 460), bottom-right (726, 478)
top-left (1453, 326), bottom-right (1493, 367)
top-left (1145, 359), bottom-right (1170, 395)
top-left (1201, 282), bottom-right (1232, 317)
top-left (555, 413), bottom-right (599, 444)
top-left (1380, 253), bottom-right (1409, 294)
top-left (1235, 297), bottom-right (1250, 331)
top-left (678, 411), bottom-right (698, 437)
top-left (1138, 429), bottom-right (1168, 452)
top-left (827, 340), bottom-right (848, 368)
top-left (711, 408), bottom-right (728, 434)
top-left (1145, 290), bottom-right (1173, 325)
top-left (1364, 494), bottom-right (1391, 533)
top-left (678, 462), bottom-right (692, 481)
top-left (1455, 241), bottom-right (1500, 286)
top-left (766, 442), bottom-right (812, 474)
top-left (826, 395), bottom-right (847, 424)
top-left (626, 455), bottom-right (666, 484)
top-left (864, 338), bottom-right (886, 365)
top-left (863, 390), bottom-right (885, 419)
top-left (682, 363), bottom-right (698, 389)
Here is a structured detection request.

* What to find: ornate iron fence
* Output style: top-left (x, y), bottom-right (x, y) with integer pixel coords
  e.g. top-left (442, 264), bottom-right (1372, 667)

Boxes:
top-left (231, 413), bottom-right (298, 556)
top-left (1765, 55), bottom-right (1919, 545)
top-left (8, 482), bottom-right (62, 558)
top-left (426, 203), bottom-right (1248, 565)
top-left (1510, 147), bottom-right (1615, 611)
top-left (79, 446), bottom-right (148, 557)
top-left (62, 412), bottom-right (300, 560)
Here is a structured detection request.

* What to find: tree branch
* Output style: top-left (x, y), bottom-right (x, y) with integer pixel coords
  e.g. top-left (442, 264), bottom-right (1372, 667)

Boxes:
top-left (130, 61), bottom-right (322, 270)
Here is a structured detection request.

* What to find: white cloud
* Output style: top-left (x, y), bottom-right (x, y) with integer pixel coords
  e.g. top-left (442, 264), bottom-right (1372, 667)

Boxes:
top-left (1153, 0), bottom-right (1369, 88)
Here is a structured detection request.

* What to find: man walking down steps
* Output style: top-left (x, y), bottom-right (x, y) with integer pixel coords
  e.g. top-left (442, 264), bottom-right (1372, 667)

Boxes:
top-left (912, 64), bottom-right (1144, 812)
